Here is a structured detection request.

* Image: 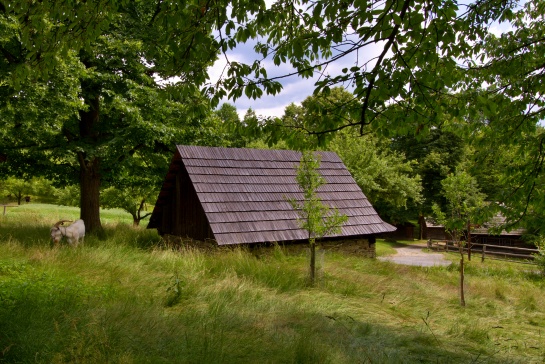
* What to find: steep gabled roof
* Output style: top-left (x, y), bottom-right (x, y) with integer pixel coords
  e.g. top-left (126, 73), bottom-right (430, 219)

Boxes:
top-left (148, 145), bottom-right (395, 245)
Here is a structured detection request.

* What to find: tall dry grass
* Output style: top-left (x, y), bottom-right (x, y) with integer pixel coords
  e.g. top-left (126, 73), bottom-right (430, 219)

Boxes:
top-left (0, 204), bottom-right (544, 363)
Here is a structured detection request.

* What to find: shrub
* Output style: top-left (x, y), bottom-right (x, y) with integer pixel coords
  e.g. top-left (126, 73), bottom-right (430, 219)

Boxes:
top-left (54, 185), bottom-right (80, 207)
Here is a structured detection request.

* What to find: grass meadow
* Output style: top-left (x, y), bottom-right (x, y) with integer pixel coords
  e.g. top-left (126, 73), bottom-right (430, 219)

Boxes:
top-left (0, 204), bottom-right (544, 363)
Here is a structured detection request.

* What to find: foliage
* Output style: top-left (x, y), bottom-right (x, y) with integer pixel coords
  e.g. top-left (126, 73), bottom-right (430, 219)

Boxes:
top-left (100, 186), bottom-right (154, 227)
top-left (0, 177), bottom-right (33, 205)
top-left (433, 169), bottom-right (487, 306)
top-left (209, 0), bottom-right (503, 134)
top-left (0, 1), bottom-right (221, 233)
top-left (54, 185), bottom-right (80, 207)
top-left (532, 237), bottom-right (545, 276)
top-left (0, 177), bottom-right (58, 205)
top-left (30, 178), bottom-right (57, 203)
top-left (264, 87), bottom-right (423, 224)
top-left (330, 131), bottom-right (422, 224)
top-left (391, 129), bottom-right (465, 214)
top-left (265, 87), bottom-right (362, 149)
top-left (288, 151), bottom-right (348, 283)
top-left (454, 0), bottom-right (545, 233)
top-left (497, 129), bottom-right (545, 238)
top-left (535, 250), bottom-right (545, 277)
top-left (433, 170), bottom-right (486, 242)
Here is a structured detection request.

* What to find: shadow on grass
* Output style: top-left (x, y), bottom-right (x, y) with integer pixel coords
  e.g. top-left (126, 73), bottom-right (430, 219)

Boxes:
top-left (0, 278), bottom-right (521, 364)
top-left (0, 225), bottom-right (52, 248)
top-left (379, 239), bottom-right (408, 249)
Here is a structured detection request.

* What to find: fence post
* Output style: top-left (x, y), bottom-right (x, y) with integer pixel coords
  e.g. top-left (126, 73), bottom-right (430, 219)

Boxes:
top-left (481, 245), bottom-right (486, 263)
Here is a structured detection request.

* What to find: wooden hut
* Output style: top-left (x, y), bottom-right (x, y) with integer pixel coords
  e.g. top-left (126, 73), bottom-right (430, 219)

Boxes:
top-left (471, 214), bottom-right (529, 248)
top-left (423, 218), bottom-right (450, 240)
top-left (147, 146), bottom-right (395, 252)
top-left (382, 222), bottom-right (416, 241)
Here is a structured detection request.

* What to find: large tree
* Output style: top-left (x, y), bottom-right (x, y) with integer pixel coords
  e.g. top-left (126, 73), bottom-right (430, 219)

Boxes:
top-left (330, 132), bottom-right (422, 224)
top-left (0, 2), bottom-right (218, 233)
top-left (5, 0), bottom-right (522, 135)
top-left (391, 129), bottom-right (465, 230)
top-left (216, 0), bottom-right (543, 232)
top-left (4, 0), bottom-right (545, 234)
top-left (460, 0), bottom-right (545, 233)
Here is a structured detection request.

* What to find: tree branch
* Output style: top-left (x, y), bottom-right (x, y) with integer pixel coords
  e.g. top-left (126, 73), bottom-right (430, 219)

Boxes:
top-left (359, 0), bottom-right (412, 134)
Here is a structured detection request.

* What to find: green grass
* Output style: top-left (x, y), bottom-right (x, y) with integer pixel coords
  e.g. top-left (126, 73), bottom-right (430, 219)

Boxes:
top-left (1, 204), bottom-right (544, 363)
top-left (375, 239), bottom-right (399, 256)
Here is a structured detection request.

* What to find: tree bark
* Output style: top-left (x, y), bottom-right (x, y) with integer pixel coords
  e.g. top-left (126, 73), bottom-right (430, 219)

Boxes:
top-left (310, 241), bottom-right (316, 284)
top-left (419, 214), bottom-right (425, 240)
top-left (467, 221), bottom-right (472, 261)
top-left (79, 156), bottom-right (102, 234)
top-left (460, 254), bottom-right (465, 307)
top-left (78, 83), bottom-right (103, 234)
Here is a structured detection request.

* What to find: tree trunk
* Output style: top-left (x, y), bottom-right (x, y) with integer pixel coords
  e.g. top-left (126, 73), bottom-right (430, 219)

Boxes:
top-left (467, 221), bottom-right (472, 261)
top-left (418, 214), bottom-right (425, 240)
top-left (78, 83), bottom-right (103, 235)
top-left (79, 156), bottom-right (103, 234)
top-left (310, 239), bottom-right (316, 285)
top-left (134, 198), bottom-right (144, 226)
top-left (460, 253), bottom-right (466, 307)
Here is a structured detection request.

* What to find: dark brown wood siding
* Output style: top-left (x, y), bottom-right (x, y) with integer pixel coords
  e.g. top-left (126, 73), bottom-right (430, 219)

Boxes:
top-left (175, 166), bottom-right (212, 240)
top-left (156, 165), bottom-right (212, 240)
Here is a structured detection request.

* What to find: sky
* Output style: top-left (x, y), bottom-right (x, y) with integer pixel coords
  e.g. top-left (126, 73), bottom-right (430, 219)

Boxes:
top-left (203, 2), bottom-right (518, 121)
top-left (205, 33), bottom-right (385, 120)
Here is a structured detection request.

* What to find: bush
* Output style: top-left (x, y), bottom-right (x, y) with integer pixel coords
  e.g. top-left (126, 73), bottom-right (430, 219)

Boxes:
top-left (54, 185), bottom-right (80, 206)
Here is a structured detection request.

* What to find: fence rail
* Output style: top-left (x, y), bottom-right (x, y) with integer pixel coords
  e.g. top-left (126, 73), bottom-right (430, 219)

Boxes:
top-left (427, 239), bottom-right (539, 264)
top-left (1, 204), bottom-right (18, 216)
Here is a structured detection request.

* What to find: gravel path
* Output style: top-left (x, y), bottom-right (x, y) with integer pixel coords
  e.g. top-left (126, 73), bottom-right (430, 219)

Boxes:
top-left (378, 243), bottom-right (452, 267)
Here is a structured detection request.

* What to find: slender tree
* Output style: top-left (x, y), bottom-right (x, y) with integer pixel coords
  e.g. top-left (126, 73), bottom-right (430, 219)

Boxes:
top-left (100, 186), bottom-right (154, 227)
top-left (1, 177), bottom-right (34, 205)
top-left (288, 151), bottom-right (348, 284)
top-left (433, 170), bottom-right (485, 306)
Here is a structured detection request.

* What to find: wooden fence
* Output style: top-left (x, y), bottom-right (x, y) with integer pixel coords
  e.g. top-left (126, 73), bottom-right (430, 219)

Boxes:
top-left (427, 239), bottom-right (539, 264)
top-left (1, 204), bottom-right (18, 216)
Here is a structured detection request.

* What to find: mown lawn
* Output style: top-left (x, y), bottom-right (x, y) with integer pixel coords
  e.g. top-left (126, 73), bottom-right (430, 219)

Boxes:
top-left (0, 204), bottom-right (544, 363)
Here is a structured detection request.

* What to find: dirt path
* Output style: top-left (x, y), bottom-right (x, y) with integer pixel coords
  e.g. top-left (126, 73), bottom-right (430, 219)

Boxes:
top-left (378, 242), bottom-right (451, 267)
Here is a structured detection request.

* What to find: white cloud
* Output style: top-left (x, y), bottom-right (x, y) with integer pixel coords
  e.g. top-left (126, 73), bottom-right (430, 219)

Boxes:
top-left (204, 5), bottom-right (391, 119)
top-left (208, 38), bottom-right (386, 119)
top-left (489, 21), bottom-right (513, 37)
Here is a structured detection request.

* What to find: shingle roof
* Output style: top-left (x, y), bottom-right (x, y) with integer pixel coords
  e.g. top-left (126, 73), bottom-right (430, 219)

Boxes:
top-left (472, 213), bottom-right (526, 236)
top-left (149, 145), bottom-right (395, 245)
